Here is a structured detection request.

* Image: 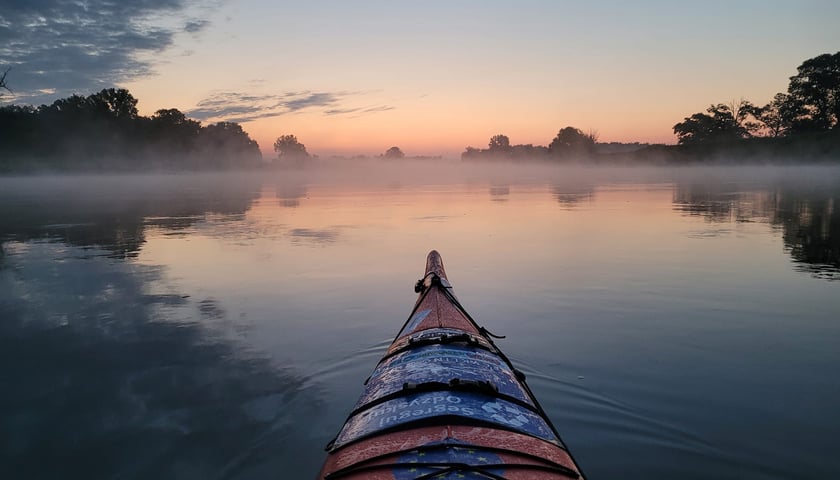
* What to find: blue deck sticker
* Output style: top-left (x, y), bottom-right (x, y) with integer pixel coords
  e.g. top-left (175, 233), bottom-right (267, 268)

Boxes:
top-left (334, 391), bottom-right (558, 449)
top-left (355, 344), bottom-right (532, 409)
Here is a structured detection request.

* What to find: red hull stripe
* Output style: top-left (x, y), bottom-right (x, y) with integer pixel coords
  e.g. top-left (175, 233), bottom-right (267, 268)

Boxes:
top-left (321, 426), bottom-right (579, 480)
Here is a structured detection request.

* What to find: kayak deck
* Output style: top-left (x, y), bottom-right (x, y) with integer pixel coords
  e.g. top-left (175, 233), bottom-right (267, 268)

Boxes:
top-left (319, 251), bottom-right (584, 479)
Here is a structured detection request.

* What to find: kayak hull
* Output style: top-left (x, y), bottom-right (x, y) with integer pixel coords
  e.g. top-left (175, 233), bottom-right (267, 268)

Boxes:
top-left (319, 251), bottom-right (584, 480)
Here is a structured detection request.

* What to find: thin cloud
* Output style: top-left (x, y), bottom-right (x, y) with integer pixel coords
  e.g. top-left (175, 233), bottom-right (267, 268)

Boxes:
top-left (187, 90), bottom-right (395, 123)
top-left (285, 92), bottom-right (338, 111)
top-left (184, 19), bottom-right (210, 33)
top-left (362, 105), bottom-right (395, 113)
top-left (325, 105), bottom-right (395, 118)
top-left (324, 107), bottom-right (363, 115)
top-left (0, 0), bottom-right (217, 105)
top-left (187, 92), bottom-right (292, 122)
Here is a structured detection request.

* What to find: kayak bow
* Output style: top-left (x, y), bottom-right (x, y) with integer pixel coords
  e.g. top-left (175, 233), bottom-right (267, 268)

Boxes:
top-left (319, 250), bottom-right (585, 479)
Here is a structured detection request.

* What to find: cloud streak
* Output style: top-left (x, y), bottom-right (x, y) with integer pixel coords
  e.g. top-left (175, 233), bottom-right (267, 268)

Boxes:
top-left (186, 90), bottom-right (394, 123)
top-left (0, 0), bottom-right (215, 105)
top-left (324, 105), bottom-right (396, 117)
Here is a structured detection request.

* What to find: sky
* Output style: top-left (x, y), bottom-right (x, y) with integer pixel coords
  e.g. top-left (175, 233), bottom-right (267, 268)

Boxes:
top-left (1, 0), bottom-right (839, 157)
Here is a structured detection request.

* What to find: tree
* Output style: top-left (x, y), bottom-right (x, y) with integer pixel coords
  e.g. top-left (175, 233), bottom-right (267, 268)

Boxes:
top-left (87, 88), bottom-right (139, 119)
top-left (461, 146), bottom-right (481, 160)
top-left (383, 146), bottom-right (405, 159)
top-left (511, 144), bottom-right (549, 159)
top-left (197, 122), bottom-right (262, 167)
top-left (549, 126), bottom-right (596, 157)
top-left (43, 94), bottom-right (89, 115)
top-left (0, 87), bottom-right (266, 170)
top-left (0, 104), bottom-right (37, 160)
top-left (273, 134), bottom-right (309, 160)
top-left (37, 93), bottom-right (117, 158)
top-left (673, 101), bottom-right (758, 145)
top-left (785, 52), bottom-right (840, 131)
top-left (488, 134), bottom-right (511, 151)
top-left (0, 67), bottom-right (9, 96)
top-left (152, 108), bottom-right (194, 126)
top-left (728, 99), bottom-right (762, 133)
top-left (756, 93), bottom-right (798, 138)
top-left (150, 108), bottom-right (202, 152)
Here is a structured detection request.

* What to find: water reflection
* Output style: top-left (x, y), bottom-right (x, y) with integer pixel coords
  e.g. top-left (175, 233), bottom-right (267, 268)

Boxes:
top-left (273, 181), bottom-right (308, 208)
top-left (0, 241), bottom-right (320, 479)
top-left (0, 174), bottom-right (261, 259)
top-left (673, 176), bottom-right (840, 280)
top-left (2, 169), bottom-right (839, 283)
top-left (776, 194), bottom-right (839, 280)
top-left (2, 166), bottom-right (840, 478)
top-left (552, 184), bottom-right (595, 207)
top-left (288, 227), bottom-right (341, 245)
top-left (489, 185), bottom-right (510, 202)
top-left (672, 184), bottom-right (776, 223)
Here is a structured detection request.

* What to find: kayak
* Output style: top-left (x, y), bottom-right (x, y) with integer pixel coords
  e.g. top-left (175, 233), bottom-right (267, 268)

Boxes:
top-left (319, 250), bottom-right (585, 479)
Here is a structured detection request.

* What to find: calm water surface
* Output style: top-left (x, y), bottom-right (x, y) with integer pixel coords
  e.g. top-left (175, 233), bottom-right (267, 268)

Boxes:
top-left (1, 163), bottom-right (838, 479)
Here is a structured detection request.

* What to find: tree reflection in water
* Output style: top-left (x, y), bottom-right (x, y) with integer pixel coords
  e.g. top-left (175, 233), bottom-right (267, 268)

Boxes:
top-left (0, 173), bottom-right (322, 478)
top-left (552, 184), bottom-right (595, 207)
top-left (776, 194), bottom-right (839, 280)
top-left (673, 178), bottom-right (840, 280)
top-left (0, 173), bottom-right (262, 259)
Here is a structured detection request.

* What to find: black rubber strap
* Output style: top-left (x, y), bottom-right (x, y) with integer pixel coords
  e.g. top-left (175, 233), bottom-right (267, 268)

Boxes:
top-left (376, 330), bottom-right (495, 367)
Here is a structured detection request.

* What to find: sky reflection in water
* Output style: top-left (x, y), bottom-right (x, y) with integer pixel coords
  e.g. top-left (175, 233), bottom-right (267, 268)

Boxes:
top-left (1, 164), bottom-right (839, 479)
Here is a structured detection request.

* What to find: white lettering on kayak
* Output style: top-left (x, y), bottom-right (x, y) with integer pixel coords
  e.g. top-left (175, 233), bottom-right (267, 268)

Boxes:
top-left (375, 394), bottom-right (475, 428)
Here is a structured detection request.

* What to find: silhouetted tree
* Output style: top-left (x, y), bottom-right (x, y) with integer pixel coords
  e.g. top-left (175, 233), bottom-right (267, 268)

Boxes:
top-left (511, 144), bottom-right (549, 159)
top-left (273, 134), bottom-right (309, 160)
top-left (482, 134), bottom-right (513, 159)
top-left (152, 108), bottom-right (191, 125)
top-left (87, 88), bottom-right (139, 119)
top-left (488, 134), bottom-right (511, 151)
top-left (757, 93), bottom-right (798, 138)
top-left (383, 146), bottom-right (405, 159)
top-left (732, 100), bottom-right (762, 132)
top-left (149, 108), bottom-right (201, 154)
top-left (41, 94), bottom-right (89, 116)
top-left (0, 105), bottom-right (37, 167)
top-left (549, 126), bottom-right (596, 157)
top-left (0, 67), bottom-right (9, 96)
top-left (785, 52), bottom-right (840, 132)
top-left (33, 93), bottom-right (123, 161)
top-left (0, 88), bottom-right (265, 170)
top-left (461, 146), bottom-right (481, 160)
top-left (674, 110), bottom-right (722, 145)
top-left (673, 101), bottom-right (758, 145)
top-left (197, 122), bottom-right (262, 168)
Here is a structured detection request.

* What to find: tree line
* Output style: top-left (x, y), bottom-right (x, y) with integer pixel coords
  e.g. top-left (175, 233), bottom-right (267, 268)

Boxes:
top-left (672, 52), bottom-right (840, 152)
top-left (461, 52), bottom-right (840, 163)
top-left (271, 137), bottom-right (414, 162)
top-left (0, 88), bottom-right (262, 171)
top-left (461, 127), bottom-right (598, 161)
top-left (2, 51), bottom-right (837, 170)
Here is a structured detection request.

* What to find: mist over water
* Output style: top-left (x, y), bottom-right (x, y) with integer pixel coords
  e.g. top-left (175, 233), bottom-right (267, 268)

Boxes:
top-left (1, 162), bottom-right (839, 479)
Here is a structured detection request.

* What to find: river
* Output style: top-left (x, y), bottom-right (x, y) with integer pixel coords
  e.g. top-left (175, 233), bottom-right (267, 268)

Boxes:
top-left (1, 162), bottom-right (838, 479)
